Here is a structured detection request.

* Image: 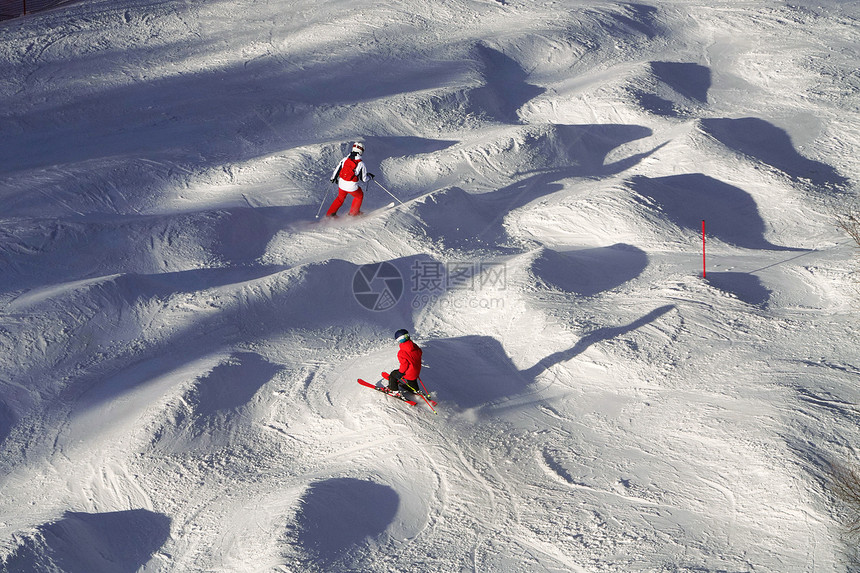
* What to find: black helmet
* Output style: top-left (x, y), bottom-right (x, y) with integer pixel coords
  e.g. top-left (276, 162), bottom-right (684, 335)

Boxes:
top-left (394, 329), bottom-right (409, 343)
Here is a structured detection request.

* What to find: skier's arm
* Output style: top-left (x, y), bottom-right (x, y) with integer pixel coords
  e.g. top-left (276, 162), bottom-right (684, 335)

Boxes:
top-left (397, 349), bottom-right (409, 374)
top-left (356, 160), bottom-right (370, 182)
top-left (331, 159), bottom-right (345, 183)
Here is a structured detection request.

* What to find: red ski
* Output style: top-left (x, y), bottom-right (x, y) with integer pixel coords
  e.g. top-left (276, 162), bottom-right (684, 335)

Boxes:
top-left (358, 378), bottom-right (417, 406)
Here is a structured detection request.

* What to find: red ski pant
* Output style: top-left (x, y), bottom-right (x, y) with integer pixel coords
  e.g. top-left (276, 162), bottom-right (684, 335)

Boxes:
top-left (388, 370), bottom-right (418, 392)
top-left (326, 187), bottom-right (363, 216)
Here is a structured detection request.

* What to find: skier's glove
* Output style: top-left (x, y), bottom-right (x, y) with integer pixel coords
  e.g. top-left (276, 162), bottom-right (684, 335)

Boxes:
top-left (368, 173), bottom-right (375, 179)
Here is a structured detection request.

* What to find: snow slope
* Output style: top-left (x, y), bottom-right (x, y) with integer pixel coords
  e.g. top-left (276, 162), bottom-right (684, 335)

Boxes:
top-left (1, 0), bottom-right (859, 571)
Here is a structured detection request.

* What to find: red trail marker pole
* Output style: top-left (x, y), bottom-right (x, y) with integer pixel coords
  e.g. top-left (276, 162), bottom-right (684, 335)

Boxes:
top-left (702, 220), bottom-right (706, 278)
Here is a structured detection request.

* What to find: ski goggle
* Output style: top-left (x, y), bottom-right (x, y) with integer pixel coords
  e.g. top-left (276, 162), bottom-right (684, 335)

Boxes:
top-left (396, 334), bottom-right (409, 343)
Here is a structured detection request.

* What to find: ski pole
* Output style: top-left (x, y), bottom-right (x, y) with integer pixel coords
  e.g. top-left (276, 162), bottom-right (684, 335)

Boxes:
top-left (415, 388), bottom-right (436, 414)
top-left (420, 393), bottom-right (436, 414)
top-left (416, 377), bottom-right (437, 414)
top-left (373, 179), bottom-right (405, 205)
top-left (417, 376), bottom-right (431, 396)
top-left (316, 183), bottom-right (335, 218)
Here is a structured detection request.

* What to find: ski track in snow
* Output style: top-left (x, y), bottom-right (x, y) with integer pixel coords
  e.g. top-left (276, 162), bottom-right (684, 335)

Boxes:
top-left (1, 0), bottom-right (859, 571)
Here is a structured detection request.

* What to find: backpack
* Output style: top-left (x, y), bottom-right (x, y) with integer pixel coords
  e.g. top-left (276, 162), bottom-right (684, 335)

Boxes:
top-left (339, 155), bottom-right (362, 182)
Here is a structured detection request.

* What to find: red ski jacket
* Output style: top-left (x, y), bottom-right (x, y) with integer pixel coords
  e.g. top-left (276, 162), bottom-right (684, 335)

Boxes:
top-left (332, 155), bottom-right (368, 192)
top-left (397, 340), bottom-right (422, 380)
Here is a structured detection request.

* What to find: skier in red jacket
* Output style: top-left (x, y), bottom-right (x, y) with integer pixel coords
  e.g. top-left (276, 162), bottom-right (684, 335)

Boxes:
top-left (386, 329), bottom-right (422, 395)
top-left (326, 141), bottom-right (374, 217)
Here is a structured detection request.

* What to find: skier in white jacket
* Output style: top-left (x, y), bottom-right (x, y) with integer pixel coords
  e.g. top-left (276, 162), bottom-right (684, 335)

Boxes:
top-left (326, 142), bottom-right (374, 217)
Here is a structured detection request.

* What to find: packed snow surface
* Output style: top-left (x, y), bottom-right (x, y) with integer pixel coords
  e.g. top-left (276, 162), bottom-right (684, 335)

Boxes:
top-left (1, 0), bottom-right (859, 571)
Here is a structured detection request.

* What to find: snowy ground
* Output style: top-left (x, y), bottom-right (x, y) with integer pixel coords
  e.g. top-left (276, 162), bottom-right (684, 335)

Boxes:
top-left (1, 0), bottom-right (859, 571)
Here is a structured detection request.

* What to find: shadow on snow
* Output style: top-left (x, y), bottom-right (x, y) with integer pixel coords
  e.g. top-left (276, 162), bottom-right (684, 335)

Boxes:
top-left (529, 244), bottom-right (649, 298)
top-left (292, 478), bottom-right (399, 567)
top-left (3, 509), bottom-right (170, 573)
top-left (700, 118), bottom-right (850, 189)
top-left (422, 305), bottom-right (675, 410)
top-left (704, 272), bottom-right (772, 307)
top-left (630, 173), bottom-right (806, 251)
